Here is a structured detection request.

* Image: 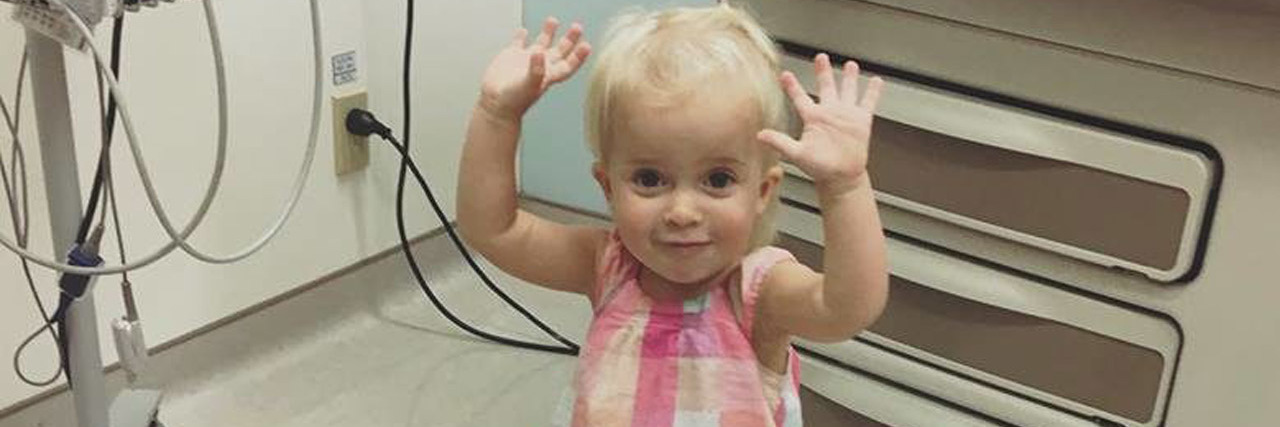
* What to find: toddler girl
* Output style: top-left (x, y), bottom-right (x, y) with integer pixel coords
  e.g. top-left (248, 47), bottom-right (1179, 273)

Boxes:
top-left (457, 4), bottom-right (888, 426)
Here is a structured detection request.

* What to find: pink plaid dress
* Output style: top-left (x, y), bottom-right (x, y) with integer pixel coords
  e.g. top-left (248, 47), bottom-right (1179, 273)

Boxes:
top-left (570, 232), bottom-right (803, 427)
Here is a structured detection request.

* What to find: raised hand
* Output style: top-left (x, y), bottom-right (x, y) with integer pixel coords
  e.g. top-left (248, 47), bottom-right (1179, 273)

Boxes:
top-left (479, 17), bottom-right (592, 122)
top-left (757, 53), bottom-right (884, 196)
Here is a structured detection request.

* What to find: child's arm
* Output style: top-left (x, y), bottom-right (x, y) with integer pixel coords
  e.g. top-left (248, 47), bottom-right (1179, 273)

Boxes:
top-left (457, 18), bottom-right (604, 296)
top-left (754, 53), bottom-right (890, 342)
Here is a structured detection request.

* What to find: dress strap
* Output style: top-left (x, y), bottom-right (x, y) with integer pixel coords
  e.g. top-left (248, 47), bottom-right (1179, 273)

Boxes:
top-left (735, 247), bottom-right (798, 340)
top-left (591, 230), bottom-right (638, 312)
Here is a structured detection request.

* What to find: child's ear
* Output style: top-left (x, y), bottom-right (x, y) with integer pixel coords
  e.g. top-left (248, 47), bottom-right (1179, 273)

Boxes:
top-left (757, 165), bottom-right (783, 215)
top-left (592, 161), bottom-right (613, 202)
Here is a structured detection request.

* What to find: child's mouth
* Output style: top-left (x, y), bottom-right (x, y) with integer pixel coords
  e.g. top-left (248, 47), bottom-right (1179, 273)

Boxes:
top-left (662, 240), bottom-right (712, 250)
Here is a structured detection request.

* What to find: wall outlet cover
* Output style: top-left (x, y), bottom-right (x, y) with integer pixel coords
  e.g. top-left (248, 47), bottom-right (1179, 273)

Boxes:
top-left (331, 91), bottom-right (369, 175)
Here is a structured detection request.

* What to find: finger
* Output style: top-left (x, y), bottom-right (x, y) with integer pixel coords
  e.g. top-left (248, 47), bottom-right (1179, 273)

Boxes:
top-left (548, 43), bottom-right (592, 84)
top-left (780, 71), bottom-right (815, 112)
top-left (815, 53), bottom-right (837, 103)
top-left (535, 17), bottom-right (560, 49)
top-left (757, 129), bottom-right (804, 161)
top-left (510, 28), bottom-right (529, 48)
top-left (555, 22), bottom-right (583, 59)
top-left (841, 60), bottom-right (860, 107)
top-left (562, 43), bottom-right (592, 75)
top-left (859, 76), bottom-right (885, 112)
top-left (528, 48), bottom-right (547, 85)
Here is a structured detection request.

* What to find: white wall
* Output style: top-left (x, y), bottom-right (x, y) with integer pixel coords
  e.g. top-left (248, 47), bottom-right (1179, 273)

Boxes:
top-left (0, 0), bottom-right (518, 410)
top-left (520, 0), bottom-right (711, 215)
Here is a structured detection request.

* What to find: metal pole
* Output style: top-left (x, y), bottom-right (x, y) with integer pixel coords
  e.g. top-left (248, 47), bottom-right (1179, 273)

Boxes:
top-left (26, 27), bottom-right (111, 427)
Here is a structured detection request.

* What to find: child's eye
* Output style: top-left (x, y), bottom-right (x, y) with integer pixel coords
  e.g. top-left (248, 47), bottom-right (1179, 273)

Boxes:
top-left (632, 169), bottom-right (665, 189)
top-left (704, 170), bottom-right (737, 190)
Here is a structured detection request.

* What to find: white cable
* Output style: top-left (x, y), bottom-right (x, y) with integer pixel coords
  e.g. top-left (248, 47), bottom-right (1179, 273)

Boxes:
top-left (138, 0), bottom-right (322, 264)
top-left (11, 47), bottom-right (31, 243)
top-left (0, 0), bottom-right (229, 274)
top-left (1, 94), bottom-right (24, 241)
top-left (1, 49), bottom-right (27, 228)
top-left (79, 0), bottom-right (322, 265)
top-left (171, 0), bottom-right (322, 264)
top-left (0, 0), bottom-right (323, 274)
top-left (2, 50), bottom-right (31, 248)
top-left (4, 50), bottom-right (62, 388)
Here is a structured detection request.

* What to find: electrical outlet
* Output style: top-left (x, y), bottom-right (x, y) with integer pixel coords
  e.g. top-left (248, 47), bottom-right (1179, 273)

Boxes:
top-left (331, 91), bottom-right (369, 175)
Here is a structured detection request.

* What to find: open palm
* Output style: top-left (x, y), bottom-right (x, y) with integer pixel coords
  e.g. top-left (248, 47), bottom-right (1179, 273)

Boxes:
top-left (480, 17), bottom-right (592, 121)
top-left (758, 54), bottom-right (884, 195)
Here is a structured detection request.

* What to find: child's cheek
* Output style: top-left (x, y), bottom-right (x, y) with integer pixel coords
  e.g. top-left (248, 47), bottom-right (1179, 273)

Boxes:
top-left (613, 195), bottom-right (656, 235)
top-left (716, 200), bottom-right (755, 249)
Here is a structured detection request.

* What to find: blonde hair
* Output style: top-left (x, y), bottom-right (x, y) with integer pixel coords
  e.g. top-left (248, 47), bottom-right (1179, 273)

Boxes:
top-left (585, 3), bottom-right (788, 249)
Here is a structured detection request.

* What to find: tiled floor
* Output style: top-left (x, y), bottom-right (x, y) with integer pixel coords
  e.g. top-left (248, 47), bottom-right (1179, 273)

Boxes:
top-left (0, 201), bottom-right (874, 427)
top-left (2, 217), bottom-right (594, 427)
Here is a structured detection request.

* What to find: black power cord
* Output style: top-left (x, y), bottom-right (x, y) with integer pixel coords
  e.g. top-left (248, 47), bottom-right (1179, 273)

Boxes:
top-left (347, 107), bottom-right (578, 356)
top-left (392, 0), bottom-right (575, 356)
top-left (75, 14), bottom-right (126, 246)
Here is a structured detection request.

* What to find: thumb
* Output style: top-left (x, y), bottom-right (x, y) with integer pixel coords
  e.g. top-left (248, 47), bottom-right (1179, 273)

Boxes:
top-left (757, 129), bottom-right (803, 161)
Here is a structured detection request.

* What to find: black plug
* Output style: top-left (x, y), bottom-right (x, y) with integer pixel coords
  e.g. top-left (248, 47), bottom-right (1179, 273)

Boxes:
top-left (345, 108), bottom-right (391, 139)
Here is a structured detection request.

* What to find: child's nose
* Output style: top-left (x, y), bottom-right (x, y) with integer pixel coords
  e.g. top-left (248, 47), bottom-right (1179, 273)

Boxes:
top-left (663, 192), bottom-right (702, 228)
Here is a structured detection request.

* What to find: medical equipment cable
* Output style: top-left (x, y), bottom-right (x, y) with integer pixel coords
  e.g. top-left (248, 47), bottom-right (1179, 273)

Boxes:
top-left (25, 0), bottom-right (314, 383)
top-left (74, 13), bottom-right (126, 247)
top-left (2, 49), bottom-right (66, 388)
top-left (85, 14), bottom-right (140, 321)
top-left (106, 148), bottom-right (139, 322)
top-left (88, 36), bottom-right (141, 320)
top-left (10, 0), bottom-right (308, 381)
top-left (0, 51), bottom-right (31, 271)
top-left (53, 0), bottom-right (319, 266)
top-left (3, 62), bottom-right (63, 388)
top-left (7, 14), bottom-right (133, 387)
top-left (392, 0), bottom-right (577, 355)
top-left (0, 0), bottom-right (323, 275)
top-left (8, 46), bottom-right (30, 250)
top-left (8, 14), bottom-right (131, 387)
top-left (0, 0), bottom-right (230, 275)
top-left (4, 47), bottom-right (31, 245)
top-left (345, 108), bottom-right (577, 356)
top-left (88, 17), bottom-right (141, 321)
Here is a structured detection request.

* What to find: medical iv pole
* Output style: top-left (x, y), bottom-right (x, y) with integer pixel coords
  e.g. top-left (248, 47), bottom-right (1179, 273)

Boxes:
top-left (25, 26), bottom-right (160, 427)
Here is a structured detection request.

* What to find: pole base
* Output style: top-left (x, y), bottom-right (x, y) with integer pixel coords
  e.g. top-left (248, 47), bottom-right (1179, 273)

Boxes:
top-left (109, 388), bottom-right (163, 427)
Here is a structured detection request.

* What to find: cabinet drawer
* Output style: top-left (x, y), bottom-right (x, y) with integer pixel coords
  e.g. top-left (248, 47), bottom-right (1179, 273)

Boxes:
top-left (777, 51), bottom-right (1216, 282)
top-left (777, 206), bottom-right (1181, 426)
top-left (800, 356), bottom-right (1007, 427)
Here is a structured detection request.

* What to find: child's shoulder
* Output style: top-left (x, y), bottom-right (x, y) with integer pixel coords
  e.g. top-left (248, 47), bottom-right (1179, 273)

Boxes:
top-left (736, 245), bottom-right (801, 310)
top-left (741, 245), bottom-right (799, 283)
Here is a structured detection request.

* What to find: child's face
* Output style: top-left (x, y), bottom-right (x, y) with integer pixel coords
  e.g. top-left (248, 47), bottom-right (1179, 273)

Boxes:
top-left (594, 93), bottom-right (781, 288)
